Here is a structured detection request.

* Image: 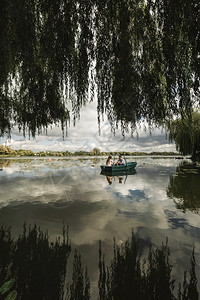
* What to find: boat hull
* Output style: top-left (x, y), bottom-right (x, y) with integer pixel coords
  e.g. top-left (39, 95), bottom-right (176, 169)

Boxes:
top-left (100, 168), bottom-right (136, 177)
top-left (100, 162), bottom-right (137, 175)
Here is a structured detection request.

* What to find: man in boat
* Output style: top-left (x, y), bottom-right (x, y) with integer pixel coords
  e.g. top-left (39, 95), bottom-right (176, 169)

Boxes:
top-left (117, 155), bottom-right (125, 165)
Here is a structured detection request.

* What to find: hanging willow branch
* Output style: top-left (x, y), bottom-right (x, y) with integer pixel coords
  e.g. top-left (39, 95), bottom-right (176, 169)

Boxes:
top-left (0, 0), bottom-right (200, 137)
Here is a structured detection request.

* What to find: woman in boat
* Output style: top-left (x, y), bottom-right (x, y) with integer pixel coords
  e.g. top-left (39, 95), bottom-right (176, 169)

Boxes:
top-left (106, 155), bottom-right (113, 166)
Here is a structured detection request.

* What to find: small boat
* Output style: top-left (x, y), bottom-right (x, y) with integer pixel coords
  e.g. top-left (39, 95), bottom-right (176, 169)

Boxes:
top-left (100, 167), bottom-right (137, 177)
top-left (100, 161), bottom-right (137, 175)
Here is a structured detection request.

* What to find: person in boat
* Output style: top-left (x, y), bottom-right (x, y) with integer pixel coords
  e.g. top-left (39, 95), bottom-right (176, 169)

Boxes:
top-left (106, 155), bottom-right (113, 166)
top-left (116, 155), bottom-right (125, 165)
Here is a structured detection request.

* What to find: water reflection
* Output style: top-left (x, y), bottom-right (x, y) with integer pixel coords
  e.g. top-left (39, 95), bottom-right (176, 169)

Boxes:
top-left (99, 232), bottom-right (198, 300)
top-left (0, 225), bottom-right (198, 300)
top-left (105, 175), bottom-right (128, 185)
top-left (106, 175), bottom-right (113, 185)
top-left (101, 169), bottom-right (137, 185)
top-left (0, 223), bottom-right (70, 300)
top-left (0, 224), bottom-right (198, 300)
top-left (167, 161), bottom-right (200, 213)
top-left (0, 157), bottom-right (200, 298)
top-left (0, 159), bottom-right (32, 169)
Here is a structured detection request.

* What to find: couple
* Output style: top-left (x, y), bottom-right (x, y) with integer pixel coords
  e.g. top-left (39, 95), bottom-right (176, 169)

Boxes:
top-left (106, 155), bottom-right (125, 166)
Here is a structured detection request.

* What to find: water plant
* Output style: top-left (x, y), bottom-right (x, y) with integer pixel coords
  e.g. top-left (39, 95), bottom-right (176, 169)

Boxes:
top-left (0, 279), bottom-right (17, 300)
top-left (0, 223), bottom-right (70, 300)
top-left (98, 232), bottom-right (198, 300)
top-left (0, 225), bottom-right (198, 299)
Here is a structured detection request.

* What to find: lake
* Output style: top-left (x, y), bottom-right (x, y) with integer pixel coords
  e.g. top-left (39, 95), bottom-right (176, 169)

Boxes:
top-left (0, 156), bottom-right (199, 299)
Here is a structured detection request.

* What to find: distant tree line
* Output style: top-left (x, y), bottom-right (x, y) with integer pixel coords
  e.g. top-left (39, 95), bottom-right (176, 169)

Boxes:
top-left (0, 145), bottom-right (179, 157)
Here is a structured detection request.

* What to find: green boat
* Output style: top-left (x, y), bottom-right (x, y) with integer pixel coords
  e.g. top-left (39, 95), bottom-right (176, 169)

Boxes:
top-left (100, 167), bottom-right (137, 177)
top-left (100, 161), bottom-right (137, 175)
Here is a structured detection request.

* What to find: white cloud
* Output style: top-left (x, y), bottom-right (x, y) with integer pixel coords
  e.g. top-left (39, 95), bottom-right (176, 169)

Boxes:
top-left (0, 100), bottom-right (177, 153)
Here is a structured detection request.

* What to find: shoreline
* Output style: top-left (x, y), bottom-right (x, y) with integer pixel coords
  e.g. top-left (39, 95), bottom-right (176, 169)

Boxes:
top-left (0, 154), bottom-right (185, 159)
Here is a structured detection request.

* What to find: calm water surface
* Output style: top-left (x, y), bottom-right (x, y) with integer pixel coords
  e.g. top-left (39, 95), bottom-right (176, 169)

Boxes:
top-left (0, 156), bottom-right (200, 297)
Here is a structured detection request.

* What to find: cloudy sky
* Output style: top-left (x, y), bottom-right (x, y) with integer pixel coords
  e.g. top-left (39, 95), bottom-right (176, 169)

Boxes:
top-left (0, 100), bottom-right (177, 153)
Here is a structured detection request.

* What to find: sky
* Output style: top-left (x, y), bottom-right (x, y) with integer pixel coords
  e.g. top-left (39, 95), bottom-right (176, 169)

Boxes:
top-left (0, 100), bottom-right (177, 153)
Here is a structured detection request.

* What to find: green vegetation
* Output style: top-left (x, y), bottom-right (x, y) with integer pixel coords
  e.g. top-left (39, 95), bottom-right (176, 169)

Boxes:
top-left (0, 224), bottom-right (70, 300)
top-left (90, 148), bottom-right (101, 156)
top-left (0, 145), bottom-right (178, 158)
top-left (0, 159), bottom-right (33, 169)
top-left (0, 145), bottom-right (18, 157)
top-left (98, 232), bottom-right (198, 300)
top-left (0, 0), bottom-right (199, 137)
top-left (0, 145), bottom-right (35, 157)
top-left (0, 225), bottom-right (198, 299)
top-left (67, 250), bottom-right (90, 300)
top-left (167, 111), bottom-right (200, 160)
top-left (0, 279), bottom-right (17, 300)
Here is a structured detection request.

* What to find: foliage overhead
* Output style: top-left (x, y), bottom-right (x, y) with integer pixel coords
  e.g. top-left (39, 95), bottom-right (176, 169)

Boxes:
top-left (0, 0), bottom-right (200, 137)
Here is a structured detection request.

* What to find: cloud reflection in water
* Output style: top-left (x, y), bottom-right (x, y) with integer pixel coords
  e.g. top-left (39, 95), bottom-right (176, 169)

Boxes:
top-left (0, 157), bottom-right (199, 296)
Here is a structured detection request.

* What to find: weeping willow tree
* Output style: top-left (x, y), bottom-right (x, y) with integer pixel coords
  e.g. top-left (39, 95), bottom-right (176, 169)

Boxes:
top-left (167, 111), bottom-right (200, 159)
top-left (0, 0), bottom-right (200, 137)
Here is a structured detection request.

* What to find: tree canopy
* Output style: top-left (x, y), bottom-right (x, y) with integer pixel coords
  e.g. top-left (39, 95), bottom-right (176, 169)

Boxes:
top-left (0, 0), bottom-right (200, 137)
top-left (167, 111), bottom-right (200, 159)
